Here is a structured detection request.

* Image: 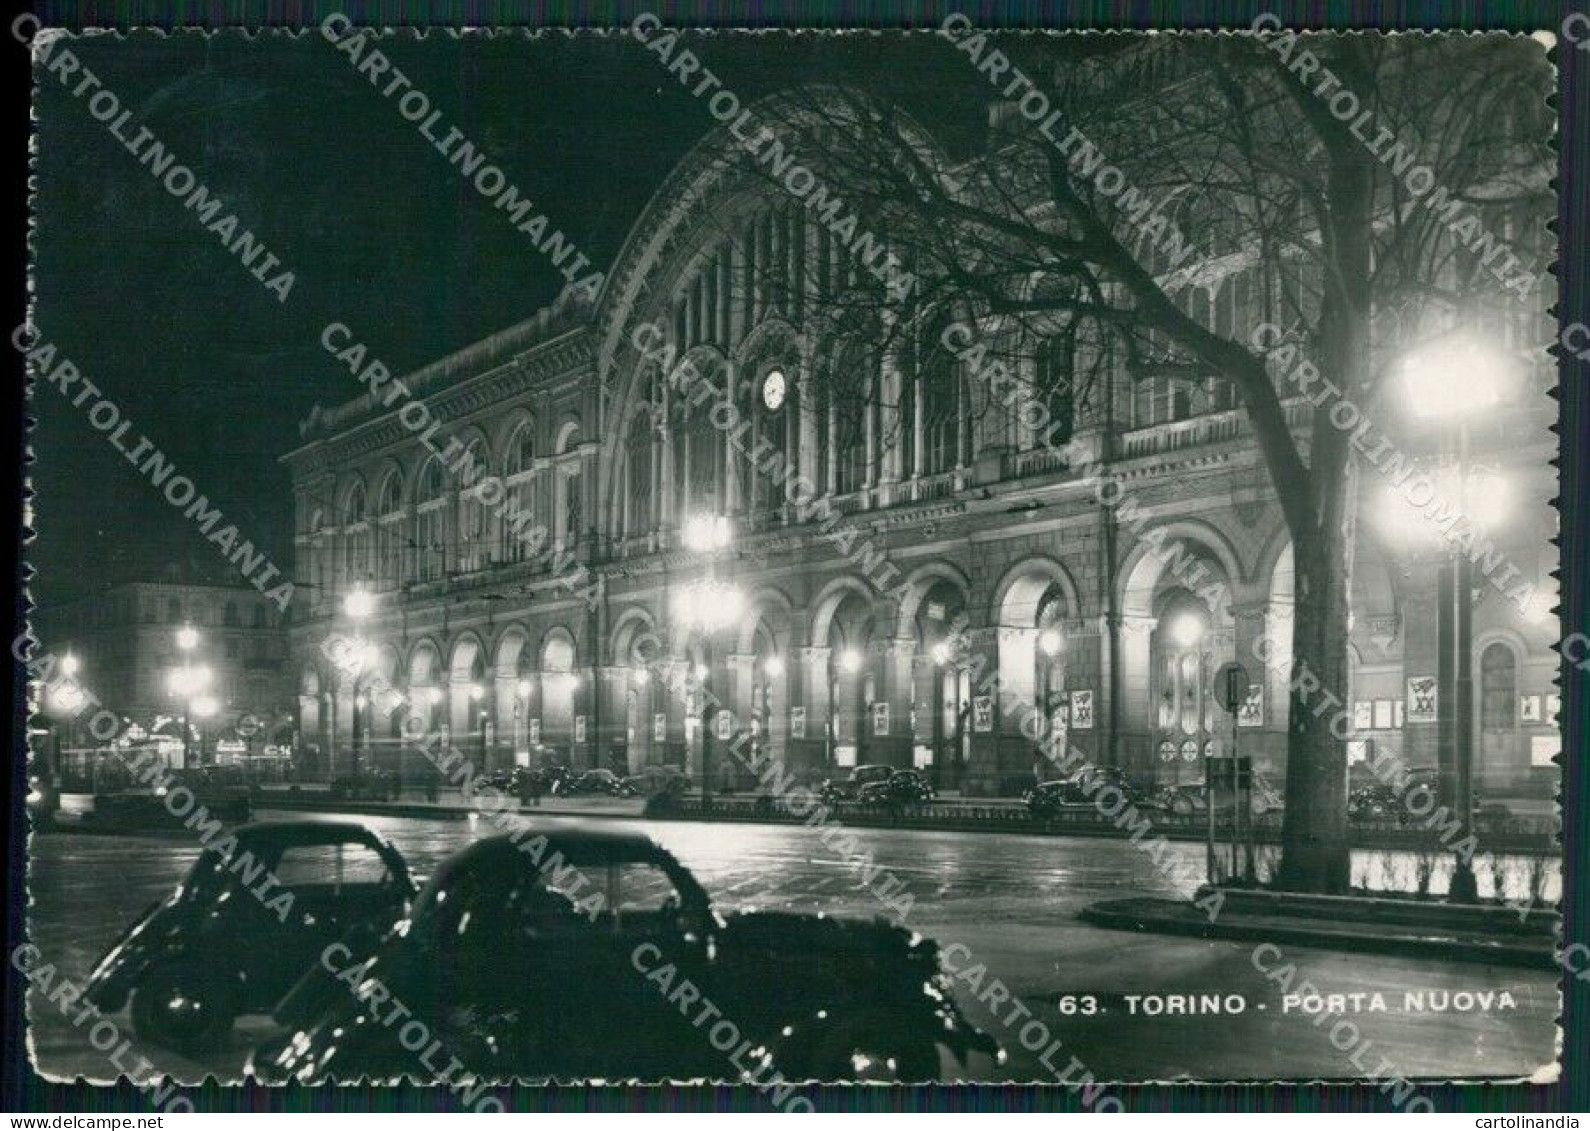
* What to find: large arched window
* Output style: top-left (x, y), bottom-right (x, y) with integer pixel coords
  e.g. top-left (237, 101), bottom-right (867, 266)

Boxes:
top-left (919, 338), bottom-right (961, 477)
top-left (556, 423), bottom-right (584, 547)
top-left (625, 409), bottom-right (654, 536)
top-left (502, 421), bottom-right (535, 562)
top-left (377, 470), bottom-right (404, 589)
top-left (1035, 337), bottom-right (1076, 450)
top-left (343, 483), bottom-right (369, 585)
top-left (832, 343), bottom-right (872, 496)
top-left (456, 438), bottom-right (490, 574)
top-left (414, 458), bottom-right (447, 582)
top-left (686, 399), bottom-right (721, 512)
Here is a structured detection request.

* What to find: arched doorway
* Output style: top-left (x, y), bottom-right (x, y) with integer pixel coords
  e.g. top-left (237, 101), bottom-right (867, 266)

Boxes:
top-left (1118, 527), bottom-right (1238, 784)
top-left (1478, 641), bottom-right (1519, 793)
top-left (811, 584), bottom-right (877, 773)
top-left (911, 578), bottom-right (970, 789)
top-left (539, 630), bottom-right (578, 768)
top-left (994, 559), bottom-right (1080, 791)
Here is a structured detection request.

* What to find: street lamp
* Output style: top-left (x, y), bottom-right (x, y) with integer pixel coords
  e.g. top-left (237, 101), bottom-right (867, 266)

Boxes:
top-left (673, 513), bottom-right (743, 800)
top-left (1397, 331), bottom-right (1516, 904)
top-left (1038, 628), bottom-right (1065, 762)
top-left (168, 627), bottom-right (210, 768)
top-left (342, 588), bottom-right (376, 780)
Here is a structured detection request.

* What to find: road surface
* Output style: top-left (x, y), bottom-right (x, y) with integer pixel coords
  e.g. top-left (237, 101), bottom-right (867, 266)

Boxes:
top-left (25, 812), bottom-right (1557, 1087)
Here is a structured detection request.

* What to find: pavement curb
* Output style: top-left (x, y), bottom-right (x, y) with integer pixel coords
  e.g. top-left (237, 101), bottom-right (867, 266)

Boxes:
top-left (1079, 895), bottom-right (1559, 969)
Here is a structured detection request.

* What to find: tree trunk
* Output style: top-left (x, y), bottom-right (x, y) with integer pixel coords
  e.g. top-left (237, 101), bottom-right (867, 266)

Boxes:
top-left (1275, 522), bottom-right (1355, 893)
top-left (1273, 118), bottom-right (1373, 894)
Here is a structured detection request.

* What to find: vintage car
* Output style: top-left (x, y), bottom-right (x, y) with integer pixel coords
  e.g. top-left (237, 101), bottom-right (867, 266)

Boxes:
top-left (1154, 772), bottom-right (1285, 817)
top-left (84, 820), bottom-right (415, 1053)
top-left (253, 825), bottom-right (1001, 1083)
top-left (1024, 779), bottom-right (1094, 818)
top-left (856, 769), bottom-right (938, 808)
top-left (553, 768), bottom-right (638, 797)
top-left (818, 764), bottom-right (895, 805)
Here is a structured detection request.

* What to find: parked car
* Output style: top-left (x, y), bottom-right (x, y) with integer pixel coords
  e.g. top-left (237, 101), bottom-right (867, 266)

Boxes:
top-left (252, 825), bottom-right (1001, 1083)
top-left (328, 770), bottom-right (400, 801)
top-left (84, 820), bottom-right (416, 1054)
top-left (1024, 779), bottom-right (1093, 818)
top-left (553, 768), bottom-right (638, 798)
top-left (1154, 772), bottom-right (1284, 817)
top-left (819, 764), bottom-right (895, 805)
top-left (857, 769), bottom-right (938, 809)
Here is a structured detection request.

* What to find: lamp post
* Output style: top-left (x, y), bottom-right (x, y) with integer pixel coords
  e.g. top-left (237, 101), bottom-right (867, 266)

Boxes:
top-left (674, 513), bottom-right (743, 800)
top-left (759, 655), bottom-right (783, 765)
top-left (342, 587), bottom-right (375, 780)
top-left (1038, 628), bottom-right (1064, 780)
top-left (515, 677), bottom-right (533, 765)
top-left (52, 656), bottom-right (88, 791)
top-left (470, 682), bottom-right (487, 769)
top-left (836, 646), bottom-right (863, 768)
top-left (930, 641), bottom-right (953, 790)
top-left (192, 694), bottom-right (219, 765)
top-left (1395, 332), bottom-right (1513, 903)
top-left (1167, 610), bottom-right (1207, 794)
top-left (168, 625), bottom-right (209, 769)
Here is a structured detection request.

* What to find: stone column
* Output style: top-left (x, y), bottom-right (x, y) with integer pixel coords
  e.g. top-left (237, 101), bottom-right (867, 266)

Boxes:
top-left (795, 644), bottom-right (832, 775)
top-left (1117, 614), bottom-right (1156, 780)
top-left (870, 636), bottom-right (917, 770)
top-left (958, 626), bottom-right (1004, 796)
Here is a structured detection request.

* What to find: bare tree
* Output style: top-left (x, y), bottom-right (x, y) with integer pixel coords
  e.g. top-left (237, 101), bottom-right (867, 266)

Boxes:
top-left (711, 30), bottom-right (1551, 892)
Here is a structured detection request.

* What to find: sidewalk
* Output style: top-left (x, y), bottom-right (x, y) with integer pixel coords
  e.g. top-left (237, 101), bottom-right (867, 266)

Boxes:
top-left (1080, 886), bottom-right (1559, 968)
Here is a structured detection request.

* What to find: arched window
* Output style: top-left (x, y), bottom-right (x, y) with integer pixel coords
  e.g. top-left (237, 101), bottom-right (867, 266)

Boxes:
top-left (1480, 643), bottom-right (1518, 730)
top-left (556, 423), bottom-right (584, 547)
top-left (687, 401), bottom-right (721, 512)
top-left (1035, 338), bottom-right (1076, 450)
top-left (456, 439), bottom-right (490, 573)
top-left (502, 422), bottom-right (535, 562)
top-left (376, 470), bottom-right (404, 589)
top-left (414, 458), bottom-right (447, 582)
top-left (625, 410), bottom-right (653, 536)
top-left (914, 327), bottom-right (961, 478)
top-left (343, 483), bottom-right (369, 584)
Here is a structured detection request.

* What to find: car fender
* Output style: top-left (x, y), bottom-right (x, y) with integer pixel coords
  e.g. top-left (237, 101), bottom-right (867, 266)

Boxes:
top-left (84, 899), bottom-right (185, 1013)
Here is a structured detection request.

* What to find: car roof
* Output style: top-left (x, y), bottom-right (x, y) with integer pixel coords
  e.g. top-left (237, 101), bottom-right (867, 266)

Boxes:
top-left (443, 822), bottom-right (663, 868)
top-left (233, 819), bottom-right (390, 847)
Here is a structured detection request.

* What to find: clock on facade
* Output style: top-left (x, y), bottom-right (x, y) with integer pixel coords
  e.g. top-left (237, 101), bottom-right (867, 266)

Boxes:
top-left (761, 369), bottom-right (787, 411)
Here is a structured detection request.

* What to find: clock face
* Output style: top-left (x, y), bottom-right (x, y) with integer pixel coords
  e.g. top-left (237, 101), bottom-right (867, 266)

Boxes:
top-left (761, 369), bottom-right (787, 411)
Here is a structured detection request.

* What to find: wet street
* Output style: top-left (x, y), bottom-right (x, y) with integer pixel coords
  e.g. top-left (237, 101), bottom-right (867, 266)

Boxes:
top-left (26, 812), bottom-right (1558, 1086)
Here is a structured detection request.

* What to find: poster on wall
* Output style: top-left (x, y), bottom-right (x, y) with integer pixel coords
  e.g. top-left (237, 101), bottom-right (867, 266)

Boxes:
top-left (1049, 701), bottom-right (1070, 743)
top-left (528, 718), bottom-right (541, 745)
top-left (1069, 689), bottom-right (1095, 730)
top-left (1519, 694), bottom-right (1543, 723)
top-left (1531, 734), bottom-right (1561, 767)
top-left (716, 710), bottom-right (732, 740)
top-left (1352, 701), bottom-right (1373, 731)
top-left (972, 696), bottom-right (994, 732)
top-left (789, 706), bottom-right (806, 739)
top-left (1547, 694), bottom-right (1561, 727)
top-left (1373, 700), bottom-right (1394, 730)
top-left (653, 713), bottom-right (666, 743)
top-left (1406, 677), bottom-right (1438, 723)
top-left (871, 701), bottom-right (890, 736)
top-left (1237, 684), bottom-right (1265, 728)
top-left (573, 715), bottom-right (586, 744)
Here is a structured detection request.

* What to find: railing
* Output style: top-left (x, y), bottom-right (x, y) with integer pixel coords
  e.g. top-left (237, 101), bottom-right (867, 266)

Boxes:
top-left (1011, 446), bottom-right (1068, 480)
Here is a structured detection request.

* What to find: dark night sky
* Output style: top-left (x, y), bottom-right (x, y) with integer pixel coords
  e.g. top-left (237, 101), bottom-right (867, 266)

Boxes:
top-left (28, 28), bottom-right (991, 609)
